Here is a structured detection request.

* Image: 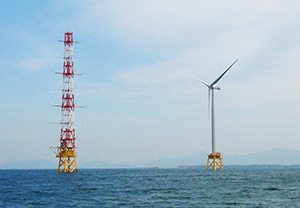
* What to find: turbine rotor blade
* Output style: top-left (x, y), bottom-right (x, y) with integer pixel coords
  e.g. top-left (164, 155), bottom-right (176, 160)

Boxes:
top-left (211, 59), bottom-right (238, 86)
top-left (189, 75), bottom-right (211, 88)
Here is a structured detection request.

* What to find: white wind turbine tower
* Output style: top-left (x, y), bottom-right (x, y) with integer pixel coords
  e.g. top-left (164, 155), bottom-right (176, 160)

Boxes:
top-left (192, 59), bottom-right (238, 170)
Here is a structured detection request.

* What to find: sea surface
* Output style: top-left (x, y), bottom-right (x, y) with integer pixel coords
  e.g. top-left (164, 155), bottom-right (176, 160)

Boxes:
top-left (0, 166), bottom-right (300, 207)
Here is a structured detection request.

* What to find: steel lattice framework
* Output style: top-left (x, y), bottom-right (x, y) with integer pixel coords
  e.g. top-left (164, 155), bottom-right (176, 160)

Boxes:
top-left (50, 32), bottom-right (81, 173)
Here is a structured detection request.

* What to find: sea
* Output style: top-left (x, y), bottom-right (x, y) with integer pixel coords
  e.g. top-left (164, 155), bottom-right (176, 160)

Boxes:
top-left (0, 166), bottom-right (299, 207)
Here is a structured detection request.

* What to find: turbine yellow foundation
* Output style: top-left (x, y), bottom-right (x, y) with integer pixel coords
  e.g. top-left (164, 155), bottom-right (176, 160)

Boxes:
top-left (56, 147), bottom-right (78, 173)
top-left (206, 153), bottom-right (224, 170)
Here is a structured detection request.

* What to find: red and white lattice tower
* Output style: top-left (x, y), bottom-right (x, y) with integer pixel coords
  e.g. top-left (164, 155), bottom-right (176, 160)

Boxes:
top-left (50, 32), bottom-right (81, 173)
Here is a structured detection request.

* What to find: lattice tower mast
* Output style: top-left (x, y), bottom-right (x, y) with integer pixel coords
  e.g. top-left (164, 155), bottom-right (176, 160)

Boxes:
top-left (60, 32), bottom-right (76, 150)
top-left (50, 32), bottom-right (80, 173)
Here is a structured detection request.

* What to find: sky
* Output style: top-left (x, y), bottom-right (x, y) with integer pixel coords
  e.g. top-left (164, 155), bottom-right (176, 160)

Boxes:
top-left (1, 0), bottom-right (300, 165)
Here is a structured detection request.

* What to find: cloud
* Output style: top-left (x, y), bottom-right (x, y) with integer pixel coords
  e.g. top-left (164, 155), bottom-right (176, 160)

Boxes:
top-left (79, 1), bottom-right (299, 40)
top-left (0, 27), bottom-right (59, 72)
top-left (75, 0), bottom-right (300, 122)
top-left (15, 56), bottom-right (54, 71)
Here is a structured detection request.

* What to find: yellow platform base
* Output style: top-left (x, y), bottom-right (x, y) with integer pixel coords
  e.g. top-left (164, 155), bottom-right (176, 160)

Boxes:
top-left (56, 148), bottom-right (78, 173)
top-left (206, 153), bottom-right (224, 170)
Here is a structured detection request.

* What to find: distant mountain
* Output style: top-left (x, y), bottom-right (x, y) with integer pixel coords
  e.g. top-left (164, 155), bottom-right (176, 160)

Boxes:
top-left (1, 149), bottom-right (299, 169)
top-left (142, 149), bottom-right (300, 168)
top-left (225, 149), bottom-right (300, 165)
top-left (0, 159), bottom-right (57, 169)
top-left (80, 160), bottom-right (132, 169)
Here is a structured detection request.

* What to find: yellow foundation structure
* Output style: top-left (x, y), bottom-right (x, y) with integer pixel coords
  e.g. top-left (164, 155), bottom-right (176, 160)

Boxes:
top-left (57, 147), bottom-right (77, 173)
top-left (206, 153), bottom-right (224, 170)
top-left (50, 146), bottom-right (78, 173)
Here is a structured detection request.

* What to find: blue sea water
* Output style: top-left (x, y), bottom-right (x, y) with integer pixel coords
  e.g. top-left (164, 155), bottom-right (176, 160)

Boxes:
top-left (0, 166), bottom-right (300, 207)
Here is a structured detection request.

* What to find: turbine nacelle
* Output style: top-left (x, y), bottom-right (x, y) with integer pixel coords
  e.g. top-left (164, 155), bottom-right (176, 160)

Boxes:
top-left (211, 86), bottom-right (221, 90)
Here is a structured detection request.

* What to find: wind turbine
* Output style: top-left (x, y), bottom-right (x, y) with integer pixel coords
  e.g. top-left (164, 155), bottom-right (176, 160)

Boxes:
top-left (191, 59), bottom-right (238, 170)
